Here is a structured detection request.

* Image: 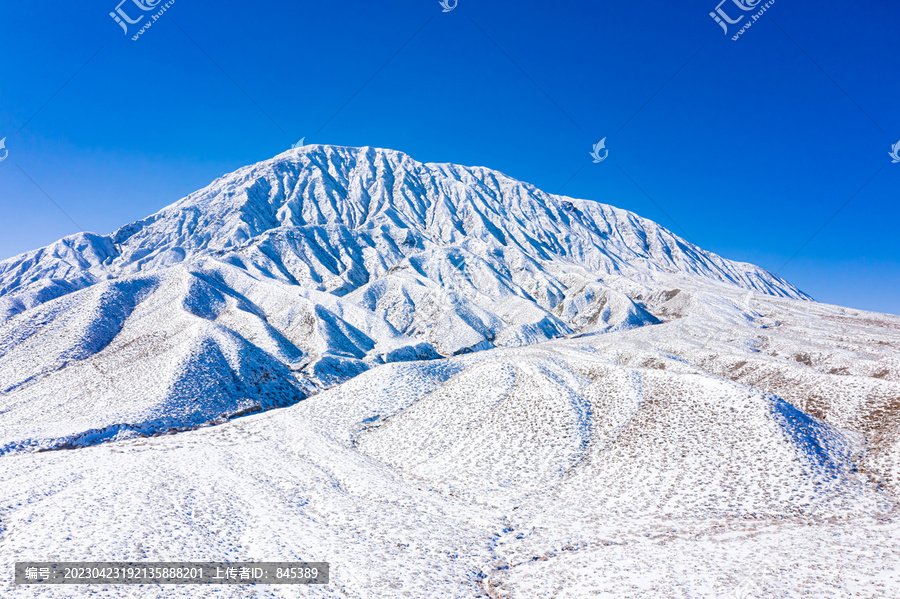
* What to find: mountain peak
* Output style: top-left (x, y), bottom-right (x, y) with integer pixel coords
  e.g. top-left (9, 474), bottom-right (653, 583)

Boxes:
top-left (0, 145), bottom-right (810, 330)
top-left (0, 143), bottom-right (820, 458)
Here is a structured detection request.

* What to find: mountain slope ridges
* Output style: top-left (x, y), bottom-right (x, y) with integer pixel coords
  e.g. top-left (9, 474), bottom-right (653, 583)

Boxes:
top-left (0, 145), bottom-right (809, 313)
top-left (0, 145), bottom-right (814, 453)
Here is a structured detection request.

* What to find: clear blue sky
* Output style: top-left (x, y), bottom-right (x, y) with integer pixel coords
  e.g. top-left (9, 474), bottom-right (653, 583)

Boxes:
top-left (1, 0), bottom-right (897, 313)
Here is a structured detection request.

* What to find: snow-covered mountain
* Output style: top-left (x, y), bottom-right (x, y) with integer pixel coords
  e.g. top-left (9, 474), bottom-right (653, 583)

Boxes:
top-left (0, 144), bottom-right (812, 452)
top-left (2, 145), bottom-right (898, 598)
top-left (0, 144), bottom-right (809, 313)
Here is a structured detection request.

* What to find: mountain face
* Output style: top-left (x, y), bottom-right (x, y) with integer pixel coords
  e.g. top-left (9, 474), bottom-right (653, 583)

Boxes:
top-left (0, 145), bottom-right (813, 452)
top-left (1, 146), bottom-right (899, 598)
top-left (0, 145), bottom-right (809, 313)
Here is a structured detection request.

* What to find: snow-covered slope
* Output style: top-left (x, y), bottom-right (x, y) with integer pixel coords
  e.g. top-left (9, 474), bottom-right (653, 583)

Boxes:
top-left (2, 294), bottom-right (898, 598)
top-left (2, 145), bottom-right (898, 598)
top-left (0, 145), bottom-right (811, 452)
top-left (0, 145), bottom-right (818, 448)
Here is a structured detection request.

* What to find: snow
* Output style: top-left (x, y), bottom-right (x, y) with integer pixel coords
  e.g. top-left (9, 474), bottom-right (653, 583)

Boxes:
top-left (0, 145), bottom-right (809, 455)
top-left (0, 145), bottom-right (897, 597)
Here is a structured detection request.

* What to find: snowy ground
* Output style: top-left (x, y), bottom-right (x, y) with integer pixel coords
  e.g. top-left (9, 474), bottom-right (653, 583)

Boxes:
top-left (1, 146), bottom-right (898, 597)
top-left (2, 288), bottom-right (898, 598)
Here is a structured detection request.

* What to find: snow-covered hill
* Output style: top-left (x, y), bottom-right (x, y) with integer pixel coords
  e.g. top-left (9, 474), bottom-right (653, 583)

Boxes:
top-left (2, 292), bottom-right (899, 598)
top-left (0, 145), bottom-right (813, 451)
top-left (0, 145), bottom-right (809, 310)
top-left (1, 145), bottom-right (898, 598)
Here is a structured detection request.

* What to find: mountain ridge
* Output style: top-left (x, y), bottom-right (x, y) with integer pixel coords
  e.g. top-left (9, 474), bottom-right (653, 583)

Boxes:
top-left (0, 144), bottom-right (819, 454)
top-left (2, 146), bottom-right (899, 599)
top-left (0, 144), bottom-right (810, 309)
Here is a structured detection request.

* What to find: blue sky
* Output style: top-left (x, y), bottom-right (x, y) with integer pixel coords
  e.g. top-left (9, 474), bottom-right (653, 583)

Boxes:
top-left (0, 0), bottom-right (897, 313)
